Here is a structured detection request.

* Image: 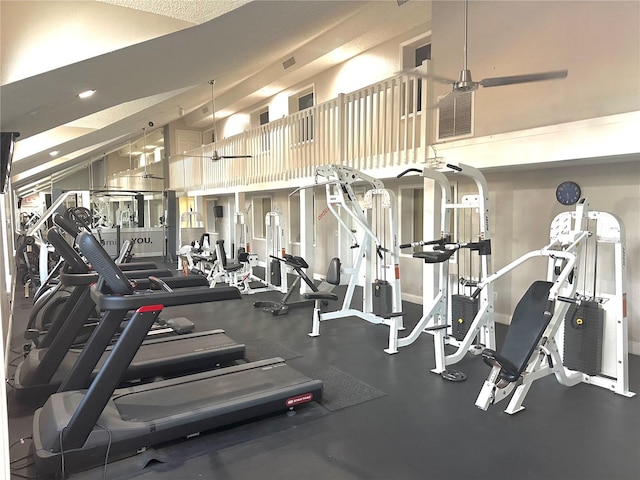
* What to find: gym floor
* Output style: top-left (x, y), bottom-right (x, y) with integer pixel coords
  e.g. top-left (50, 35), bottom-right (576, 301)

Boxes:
top-left (6, 262), bottom-right (640, 480)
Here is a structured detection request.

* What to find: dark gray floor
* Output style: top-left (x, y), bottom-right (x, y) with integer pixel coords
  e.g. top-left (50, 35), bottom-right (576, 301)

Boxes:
top-left (6, 263), bottom-right (640, 480)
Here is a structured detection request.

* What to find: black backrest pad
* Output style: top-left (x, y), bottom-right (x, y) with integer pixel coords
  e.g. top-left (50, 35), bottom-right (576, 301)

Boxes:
top-left (76, 231), bottom-right (133, 295)
top-left (216, 240), bottom-right (228, 267)
top-left (500, 281), bottom-right (555, 375)
top-left (326, 257), bottom-right (341, 285)
top-left (46, 229), bottom-right (89, 273)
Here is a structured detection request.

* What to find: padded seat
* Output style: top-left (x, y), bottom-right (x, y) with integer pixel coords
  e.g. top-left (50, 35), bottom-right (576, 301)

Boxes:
top-left (482, 281), bottom-right (555, 383)
top-left (413, 249), bottom-right (457, 263)
top-left (215, 240), bottom-right (244, 272)
top-left (303, 257), bottom-right (341, 303)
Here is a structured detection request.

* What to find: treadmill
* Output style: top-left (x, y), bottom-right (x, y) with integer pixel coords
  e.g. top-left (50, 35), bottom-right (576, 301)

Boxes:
top-left (15, 227), bottom-right (246, 404)
top-left (33, 231), bottom-right (323, 476)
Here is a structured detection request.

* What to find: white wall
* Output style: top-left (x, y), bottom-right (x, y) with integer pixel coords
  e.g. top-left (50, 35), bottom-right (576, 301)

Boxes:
top-left (431, 0), bottom-right (640, 138)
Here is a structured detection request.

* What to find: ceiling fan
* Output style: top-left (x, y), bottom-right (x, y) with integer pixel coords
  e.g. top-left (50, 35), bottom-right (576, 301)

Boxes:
top-left (409, 0), bottom-right (567, 102)
top-left (190, 80), bottom-right (252, 162)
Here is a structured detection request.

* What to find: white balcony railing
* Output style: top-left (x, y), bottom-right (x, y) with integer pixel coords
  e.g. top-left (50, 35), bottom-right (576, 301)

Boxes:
top-left (168, 73), bottom-right (429, 192)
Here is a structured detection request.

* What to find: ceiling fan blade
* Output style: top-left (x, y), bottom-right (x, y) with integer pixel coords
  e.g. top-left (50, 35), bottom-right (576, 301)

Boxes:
top-left (479, 70), bottom-right (568, 88)
top-left (398, 69), bottom-right (456, 85)
top-left (221, 155), bottom-right (252, 159)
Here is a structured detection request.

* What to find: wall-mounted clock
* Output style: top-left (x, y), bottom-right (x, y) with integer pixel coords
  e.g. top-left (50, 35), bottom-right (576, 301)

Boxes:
top-left (555, 181), bottom-right (581, 206)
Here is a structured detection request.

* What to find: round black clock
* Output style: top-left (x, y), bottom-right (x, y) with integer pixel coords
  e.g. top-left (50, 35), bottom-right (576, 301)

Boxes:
top-left (555, 181), bottom-right (581, 206)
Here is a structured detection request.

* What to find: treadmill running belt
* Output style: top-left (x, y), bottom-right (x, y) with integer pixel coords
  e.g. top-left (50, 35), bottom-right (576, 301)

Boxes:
top-left (115, 362), bottom-right (314, 422)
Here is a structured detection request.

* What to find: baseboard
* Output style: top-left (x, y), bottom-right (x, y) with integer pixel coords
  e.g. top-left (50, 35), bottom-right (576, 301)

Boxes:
top-left (401, 293), bottom-right (422, 305)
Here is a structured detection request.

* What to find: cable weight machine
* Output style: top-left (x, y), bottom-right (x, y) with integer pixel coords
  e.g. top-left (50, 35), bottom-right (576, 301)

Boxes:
top-left (474, 199), bottom-right (634, 415)
top-left (556, 209), bottom-right (634, 397)
top-left (395, 162), bottom-right (494, 380)
top-left (301, 165), bottom-right (404, 354)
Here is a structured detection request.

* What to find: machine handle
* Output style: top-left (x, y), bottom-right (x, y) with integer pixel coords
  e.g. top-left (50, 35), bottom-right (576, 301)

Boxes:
top-left (400, 239), bottom-right (446, 249)
top-left (397, 168), bottom-right (422, 178)
top-left (557, 295), bottom-right (578, 304)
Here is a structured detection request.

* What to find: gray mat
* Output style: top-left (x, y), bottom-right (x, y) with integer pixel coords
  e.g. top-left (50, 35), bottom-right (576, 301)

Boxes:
top-left (296, 364), bottom-right (386, 411)
top-left (243, 338), bottom-right (302, 362)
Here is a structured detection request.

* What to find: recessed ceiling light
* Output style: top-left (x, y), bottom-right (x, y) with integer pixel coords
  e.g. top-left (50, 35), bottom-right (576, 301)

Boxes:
top-left (49, 150), bottom-right (59, 157)
top-left (78, 89), bottom-right (96, 99)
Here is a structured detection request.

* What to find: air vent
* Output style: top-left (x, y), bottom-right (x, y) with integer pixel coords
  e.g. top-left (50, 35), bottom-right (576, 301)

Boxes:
top-left (437, 91), bottom-right (473, 140)
top-left (397, 0), bottom-right (410, 5)
top-left (282, 56), bottom-right (296, 70)
top-left (201, 106), bottom-right (209, 115)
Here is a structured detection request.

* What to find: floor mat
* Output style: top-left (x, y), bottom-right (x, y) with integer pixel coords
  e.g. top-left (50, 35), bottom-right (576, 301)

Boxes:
top-left (62, 363), bottom-right (385, 479)
top-left (74, 402), bottom-right (329, 480)
top-left (295, 363), bottom-right (387, 411)
top-left (243, 338), bottom-right (302, 362)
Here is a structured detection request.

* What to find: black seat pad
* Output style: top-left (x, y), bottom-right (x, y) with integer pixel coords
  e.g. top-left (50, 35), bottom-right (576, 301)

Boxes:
top-left (486, 281), bottom-right (554, 382)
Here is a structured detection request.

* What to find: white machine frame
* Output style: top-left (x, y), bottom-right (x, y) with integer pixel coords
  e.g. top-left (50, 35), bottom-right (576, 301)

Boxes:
top-left (395, 163), bottom-right (495, 373)
top-left (307, 165), bottom-right (404, 354)
top-left (475, 199), bottom-right (634, 415)
top-left (262, 211), bottom-right (288, 294)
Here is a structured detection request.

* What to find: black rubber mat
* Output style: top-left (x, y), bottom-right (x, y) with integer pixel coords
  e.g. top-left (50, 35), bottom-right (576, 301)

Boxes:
top-left (243, 338), bottom-right (302, 362)
top-left (296, 364), bottom-right (386, 411)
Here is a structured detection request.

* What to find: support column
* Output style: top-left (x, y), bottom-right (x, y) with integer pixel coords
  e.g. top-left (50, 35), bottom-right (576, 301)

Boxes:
top-left (234, 191), bottom-right (246, 253)
top-left (300, 188), bottom-right (315, 294)
top-left (423, 177), bottom-right (438, 316)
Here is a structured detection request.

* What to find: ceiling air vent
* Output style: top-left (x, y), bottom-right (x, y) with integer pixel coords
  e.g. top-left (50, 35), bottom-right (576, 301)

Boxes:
top-left (437, 91), bottom-right (473, 140)
top-left (282, 56), bottom-right (296, 70)
top-left (200, 106), bottom-right (210, 115)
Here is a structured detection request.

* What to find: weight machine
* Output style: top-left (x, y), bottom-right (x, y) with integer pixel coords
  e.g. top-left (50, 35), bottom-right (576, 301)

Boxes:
top-left (253, 254), bottom-right (322, 315)
top-left (263, 211), bottom-right (288, 293)
top-left (395, 163), bottom-right (494, 379)
top-left (208, 211), bottom-right (287, 295)
top-left (304, 165), bottom-right (404, 354)
top-left (475, 199), bottom-right (635, 415)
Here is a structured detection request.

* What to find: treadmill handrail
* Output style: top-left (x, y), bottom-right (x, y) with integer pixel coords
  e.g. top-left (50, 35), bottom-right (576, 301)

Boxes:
top-left (47, 228), bottom-right (88, 273)
top-left (90, 284), bottom-right (241, 311)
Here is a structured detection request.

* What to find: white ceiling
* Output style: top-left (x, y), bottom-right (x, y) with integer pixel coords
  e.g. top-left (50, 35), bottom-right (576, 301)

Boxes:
top-left (97, 0), bottom-right (254, 25)
top-left (0, 0), bottom-right (430, 195)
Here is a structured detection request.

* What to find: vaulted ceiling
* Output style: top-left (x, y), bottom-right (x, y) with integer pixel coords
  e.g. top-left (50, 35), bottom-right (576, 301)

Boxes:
top-left (0, 0), bottom-right (430, 196)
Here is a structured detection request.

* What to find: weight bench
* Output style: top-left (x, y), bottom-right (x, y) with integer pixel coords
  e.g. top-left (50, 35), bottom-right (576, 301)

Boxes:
top-left (481, 281), bottom-right (554, 384)
top-left (473, 280), bottom-right (584, 414)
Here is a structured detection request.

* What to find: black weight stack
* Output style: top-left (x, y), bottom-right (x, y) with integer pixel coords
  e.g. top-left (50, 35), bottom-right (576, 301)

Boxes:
top-left (563, 302), bottom-right (604, 376)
